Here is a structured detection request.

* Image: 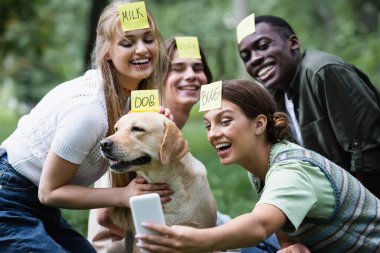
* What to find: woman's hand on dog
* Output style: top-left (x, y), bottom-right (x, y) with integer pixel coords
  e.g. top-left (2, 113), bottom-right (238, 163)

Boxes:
top-left (97, 208), bottom-right (125, 238)
top-left (158, 106), bottom-right (174, 121)
top-left (124, 177), bottom-right (174, 207)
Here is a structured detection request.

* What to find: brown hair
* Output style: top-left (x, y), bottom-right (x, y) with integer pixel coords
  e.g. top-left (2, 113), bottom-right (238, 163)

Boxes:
top-left (221, 79), bottom-right (291, 143)
top-left (164, 36), bottom-right (213, 84)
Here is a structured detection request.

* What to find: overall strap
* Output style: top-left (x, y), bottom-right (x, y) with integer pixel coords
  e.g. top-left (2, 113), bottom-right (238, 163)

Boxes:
top-left (272, 148), bottom-right (341, 209)
top-left (273, 148), bottom-right (331, 173)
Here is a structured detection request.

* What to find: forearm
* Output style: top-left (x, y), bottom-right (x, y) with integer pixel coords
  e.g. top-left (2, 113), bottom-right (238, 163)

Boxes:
top-left (203, 213), bottom-right (277, 251)
top-left (39, 152), bottom-right (127, 209)
top-left (39, 184), bottom-right (126, 209)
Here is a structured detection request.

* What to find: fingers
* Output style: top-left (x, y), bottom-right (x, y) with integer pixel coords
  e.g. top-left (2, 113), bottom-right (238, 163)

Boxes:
top-left (277, 243), bottom-right (311, 253)
top-left (136, 224), bottom-right (177, 251)
top-left (133, 178), bottom-right (172, 192)
top-left (160, 195), bottom-right (172, 203)
top-left (129, 178), bottom-right (174, 201)
top-left (140, 223), bottom-right (177, 238)
top-left (158, 106), bottom-right (174, 121)
top-left (136, 224), bottom-right (201, 253)
top-left (137, 182), bottom-right (172, 192)
top-left (136, 236), bottom-right (176, 253)
top-left (134, 176), bottom-right (147, 184)
top-left (136, 242), bottom-right (170, 253)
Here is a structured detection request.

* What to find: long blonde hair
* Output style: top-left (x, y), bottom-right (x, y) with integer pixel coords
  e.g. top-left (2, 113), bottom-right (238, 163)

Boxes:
top-left (92, 2), bottom-right (167, 137)
top-left (91, 2), bottom-right (168, 225)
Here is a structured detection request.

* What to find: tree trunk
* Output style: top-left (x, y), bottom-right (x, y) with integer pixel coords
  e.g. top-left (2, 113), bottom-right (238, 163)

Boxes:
top-left (84, 0), bottom-right (108, 70)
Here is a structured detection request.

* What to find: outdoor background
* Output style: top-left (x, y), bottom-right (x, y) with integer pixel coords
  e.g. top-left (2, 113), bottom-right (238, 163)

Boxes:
top-left (1, 0), bottom-right (379, 237)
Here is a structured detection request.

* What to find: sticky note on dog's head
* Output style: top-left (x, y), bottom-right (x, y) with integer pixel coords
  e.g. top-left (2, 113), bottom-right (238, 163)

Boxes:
top-left (131, 89), bottom-right (159, 112)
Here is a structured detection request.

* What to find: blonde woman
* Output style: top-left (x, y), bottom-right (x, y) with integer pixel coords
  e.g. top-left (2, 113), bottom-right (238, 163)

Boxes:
top-left (0, 3), bottom-right (169, 252)
top-left (87, 35), bottom-right (213, 252)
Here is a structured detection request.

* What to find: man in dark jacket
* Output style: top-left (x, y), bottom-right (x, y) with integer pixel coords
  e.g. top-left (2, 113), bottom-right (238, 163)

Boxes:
top-left (237, 15), bottom-right (380, 197)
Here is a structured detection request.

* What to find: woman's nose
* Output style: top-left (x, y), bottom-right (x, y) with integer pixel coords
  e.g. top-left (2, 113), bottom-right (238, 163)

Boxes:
top-left (207, 125), bottom-right (220, 139)
top-left (135, 40), bottom-right (148, 54)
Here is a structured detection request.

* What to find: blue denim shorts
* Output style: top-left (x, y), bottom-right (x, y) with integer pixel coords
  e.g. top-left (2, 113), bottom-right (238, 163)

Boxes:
top-left (241, 233), bottom-right (280, 253)
top-left (0, 148), bottom-right (96, 253)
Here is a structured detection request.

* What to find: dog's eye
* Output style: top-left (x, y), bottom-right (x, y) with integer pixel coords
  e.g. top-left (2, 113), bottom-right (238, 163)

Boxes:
top-left (132, 126), bottom-right (145, 132)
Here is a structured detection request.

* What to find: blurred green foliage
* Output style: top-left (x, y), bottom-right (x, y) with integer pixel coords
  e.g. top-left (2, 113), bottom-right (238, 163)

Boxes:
top-left (0, 0), bottom-right (89, 106)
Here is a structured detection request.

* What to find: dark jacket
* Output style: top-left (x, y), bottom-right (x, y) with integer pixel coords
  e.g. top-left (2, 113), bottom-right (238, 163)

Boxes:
top-left (274, 49), bottom-right (380, 174)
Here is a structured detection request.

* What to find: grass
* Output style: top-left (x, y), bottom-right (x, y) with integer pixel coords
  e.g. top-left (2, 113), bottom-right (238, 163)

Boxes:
top-left (0, 111), bottom-right (19, 142)
top-left (0, 108), bottom-right (257, 238)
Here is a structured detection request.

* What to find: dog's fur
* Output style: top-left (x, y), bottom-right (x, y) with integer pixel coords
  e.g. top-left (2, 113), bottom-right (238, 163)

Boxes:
top-left (99, 112), bottom-right (217, 253)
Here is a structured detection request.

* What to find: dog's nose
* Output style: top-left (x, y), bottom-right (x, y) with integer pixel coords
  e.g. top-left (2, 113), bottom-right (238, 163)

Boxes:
top-left (100, 139), bottom-right (113, 151)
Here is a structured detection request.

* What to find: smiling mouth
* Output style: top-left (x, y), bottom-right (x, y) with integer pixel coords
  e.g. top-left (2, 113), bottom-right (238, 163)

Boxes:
top-left (215, 142), bottom-right (231, 153)
top-left (130, 58), bottom-right (150, 65)
top-left (257, 64), bottom-right (275, 78)
top-left (178, 85), bottom-right (200, 91)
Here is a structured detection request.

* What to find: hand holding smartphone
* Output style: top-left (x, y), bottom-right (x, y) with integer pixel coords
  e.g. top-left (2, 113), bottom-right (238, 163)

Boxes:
top-left (129, 193), bottom-right (166, 236)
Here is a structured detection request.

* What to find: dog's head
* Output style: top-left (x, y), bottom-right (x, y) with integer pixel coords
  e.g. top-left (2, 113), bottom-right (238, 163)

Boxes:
top-left (100, 112), bottom-right (188, 173)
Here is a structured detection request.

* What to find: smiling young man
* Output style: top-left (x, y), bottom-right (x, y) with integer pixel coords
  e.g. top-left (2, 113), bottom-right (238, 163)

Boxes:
top-left (238, 15), bottom-right (380, 198)
top-left (163, 36), bottom-right (212, 129)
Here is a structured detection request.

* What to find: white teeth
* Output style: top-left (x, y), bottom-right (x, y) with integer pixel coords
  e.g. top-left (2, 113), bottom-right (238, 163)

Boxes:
top-left (131, 59), bottom-right (149, 64)
top-left (179, 85), bottom-right (198, 91)
top-left (109, 160), bottom-right (120, 165)
top-left (215, 143), bottom-right (230, 149)
top-left (258, 65), bottom-right (274, 77)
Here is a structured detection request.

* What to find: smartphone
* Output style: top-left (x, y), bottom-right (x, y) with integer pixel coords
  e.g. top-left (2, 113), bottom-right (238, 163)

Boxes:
top-left (129, 193), bottom-right (166, 236)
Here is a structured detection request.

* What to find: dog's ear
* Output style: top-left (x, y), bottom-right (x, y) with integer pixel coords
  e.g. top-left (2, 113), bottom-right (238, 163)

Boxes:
top-left (160, 120), bottom-right (189, 165)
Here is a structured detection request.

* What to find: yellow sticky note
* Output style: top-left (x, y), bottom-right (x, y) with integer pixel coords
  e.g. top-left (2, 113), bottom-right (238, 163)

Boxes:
top-left (199, 81), bottom-right (222, 112)
top-left (131, 89), bottom-right (159, 112)
top-left (118, 1), bottom-right (149, 32)
top-left (175, 36), bottom-right (201, 59)
top-left (236, 13), bottom-right (255, 44)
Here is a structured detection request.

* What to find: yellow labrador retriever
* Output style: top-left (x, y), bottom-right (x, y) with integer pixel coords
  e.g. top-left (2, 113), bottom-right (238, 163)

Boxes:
top-left (99, 111), bottom-right (217, 253)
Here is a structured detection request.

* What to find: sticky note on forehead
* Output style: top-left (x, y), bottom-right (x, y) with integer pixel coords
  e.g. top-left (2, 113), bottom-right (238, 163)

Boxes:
top-left (199, 81), bottom-right (222, 112)
top-left (236, 13), bottom-right (255, 44)
top-left (118, 1), bottom-right (149, 32)
top-left (131, 89), bottom-right (159, 112)
top-left (175, 36), bottom-right (201, 59)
